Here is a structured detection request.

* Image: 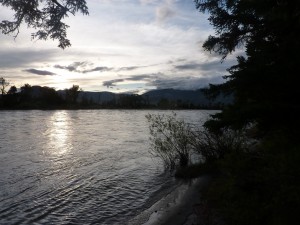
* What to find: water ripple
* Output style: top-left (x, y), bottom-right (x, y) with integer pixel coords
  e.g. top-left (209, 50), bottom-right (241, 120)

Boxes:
top-left (0, 110), bottom-right (213, 224)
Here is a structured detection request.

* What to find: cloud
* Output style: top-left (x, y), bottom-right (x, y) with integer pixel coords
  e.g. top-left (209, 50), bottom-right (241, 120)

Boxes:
top-left (54, 61), bottom-right (89, 72)
top-left (102, 73), bottom-right (160, 88)
top-left (167, 58), bottom-right (186, 64)
top-left (117, 66), bottom-right (140, 71)
top-left (103, 79), bottom-right (125, 87)
top-left (140, 0), bottom-right (159, 5)
top-left (175, 63), bottom-right (202, 70)
top-left (0, 48), bottom-right (57, 68)
top-left (173, 59), bottom-right (237, 75)
top-left (156, 6), bottom-right (176, 23)
top-left (0, 0), bottom-right (234, 93)
top-left (117, 63), bottom-right (161, 72)
top-left (23, 69), bottom-right (56, 76)
top-left (156, 0), bottom-right (176, 23)
top-left (83, 66), bottom-right (113, 73)
top-left (199, 61), bottom-right (230, 71)
top-left (149, 76), bottom-right (224, 90)
top-left (54, 62), bottom-right (112, 73)
top-left (127, 74), bottom-right (155, 81)
top-left (101, 72), bottom-right (225, 90)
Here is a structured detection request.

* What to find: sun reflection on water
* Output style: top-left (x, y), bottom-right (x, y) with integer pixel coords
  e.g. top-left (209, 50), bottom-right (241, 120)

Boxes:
top-left (47, 111), bottom-right (73, 156)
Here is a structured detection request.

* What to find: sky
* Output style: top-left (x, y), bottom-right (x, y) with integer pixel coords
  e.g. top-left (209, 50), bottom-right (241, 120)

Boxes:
top-left (0, 0), bottom-right (239, 94)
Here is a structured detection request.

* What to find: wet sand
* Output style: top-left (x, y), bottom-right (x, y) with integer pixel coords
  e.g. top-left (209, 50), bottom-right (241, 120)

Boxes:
top-left (128, 176), bottom-right (210, 225)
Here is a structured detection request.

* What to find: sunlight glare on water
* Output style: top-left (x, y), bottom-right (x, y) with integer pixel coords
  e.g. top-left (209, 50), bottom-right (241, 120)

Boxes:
top-left (0, 110), bottom-right (215, 225)
top-left (47, 111), bottom-right (73, 156)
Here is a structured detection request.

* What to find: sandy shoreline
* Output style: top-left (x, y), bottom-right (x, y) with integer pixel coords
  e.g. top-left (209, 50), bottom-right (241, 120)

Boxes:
top-left (128, 176), bottom-right (210, 225)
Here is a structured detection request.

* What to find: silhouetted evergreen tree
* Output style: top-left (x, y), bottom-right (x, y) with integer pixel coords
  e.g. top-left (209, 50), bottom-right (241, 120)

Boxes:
top-left (194, 1), bottom-right (300, 225)
top-left (195, 0), bottom-right (300, 133)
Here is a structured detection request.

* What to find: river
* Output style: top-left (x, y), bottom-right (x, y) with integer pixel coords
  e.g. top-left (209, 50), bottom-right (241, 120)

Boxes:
top-left (0, 110), bottom-right (215, 225)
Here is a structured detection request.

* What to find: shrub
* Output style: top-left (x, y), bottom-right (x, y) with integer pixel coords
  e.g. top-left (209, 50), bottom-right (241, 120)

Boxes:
top-left (146, 113), bottom-right (251, 171)
top-left (192, 128), bottom-right (249, 162)
top-left (146, 113), bottom-right (194, 169)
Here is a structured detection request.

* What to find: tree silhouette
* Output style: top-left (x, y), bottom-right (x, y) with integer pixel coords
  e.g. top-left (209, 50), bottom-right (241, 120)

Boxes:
top-left (20, 83), bottom-right (32, 102)
top-left (195, 0), bottom-right (300, 132)
top-left (194, 2), bottom-right (300, 225)
top-left (0, 77), bottom-right (9, 96)
top-left (7, 85), bottom-right (17, 95)
top-left (0, 0), bottom-right (89, 48)
top-left (39, 86), bottom-right (63, 106)
top-left (65, 84), bottom-right (81, 104)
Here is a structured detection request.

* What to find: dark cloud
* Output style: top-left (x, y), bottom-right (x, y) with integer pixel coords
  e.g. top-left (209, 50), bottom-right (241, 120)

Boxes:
top-left (175, 63), bottom-right (202, 70)
top-left (127, 74), bottom-right (155, 81)
top-left (117, 66), bottom-right (140, 71)
top-left (102, 73), bottom-right (160, 88)
top-left (54, 62), bottom-right (112, 73)
top-left (199, 60), bottom-right (232, 71)
top-left (121, 89), bottom-right (141, 95)
top-left (149, 76), bottom-right (224, 90)
top-left (102, 71), bottom-right (225, 90)
top-left (54, 61), bottom-right (89, 72)
top-left (0, 49), bottom-right (57, 68)
top-left (23, 69), bottom-right (56, 76)
top-left (83, 66), bottom-right (113, 73)
top-left (54, 64), bottom-right (74, 71)
top-left (103, 79), bottom-right (125, 87)
top-left (116, 64), bottom-right (160, 72)
top-left (54, 62), bottom-right (160, 74)
top-left (174, 58), bottom-right (237, 74)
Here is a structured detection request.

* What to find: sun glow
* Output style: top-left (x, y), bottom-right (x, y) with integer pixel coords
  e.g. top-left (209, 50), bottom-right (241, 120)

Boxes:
top-left (47, 111), bottom-right (73, 156)
top-left (50, 75), bottom-right (70, 90)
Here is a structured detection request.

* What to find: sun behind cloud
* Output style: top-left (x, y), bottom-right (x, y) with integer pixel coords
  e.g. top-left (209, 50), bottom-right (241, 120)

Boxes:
top-left (50, 75), bottom-right (70, 90)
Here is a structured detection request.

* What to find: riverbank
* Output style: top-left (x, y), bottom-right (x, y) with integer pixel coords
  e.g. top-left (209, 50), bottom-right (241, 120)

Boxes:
top-left (128, 176), bottom-right (211, 225)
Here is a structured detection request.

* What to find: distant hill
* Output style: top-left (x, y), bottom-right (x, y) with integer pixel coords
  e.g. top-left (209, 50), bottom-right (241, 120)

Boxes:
top-left (78, 89), bottom-right (232, 108)
top-left (142, 89), bottom-right (203, 104)
top-left (1, 86), bottom-right (232, 109)
top-left (78, 91), bottom-right (118, 104)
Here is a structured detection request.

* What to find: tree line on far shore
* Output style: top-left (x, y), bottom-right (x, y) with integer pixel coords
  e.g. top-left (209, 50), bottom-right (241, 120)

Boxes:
top-left (0, 77), bottom-right (223, 110)
top-left (0, 78), bottom-right (81, 109)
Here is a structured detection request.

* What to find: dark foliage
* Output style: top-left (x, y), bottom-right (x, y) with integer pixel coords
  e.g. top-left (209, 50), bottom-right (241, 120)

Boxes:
top-left (192, 1), bottom-right (300, 225)
top-left (0, 77), bottom-right (9, 96)
top-left (65, 84), bottom-right (81, 104)
top-left (194, 0), bottom-right (300, 133)
top-left (0, 0), bottom-right (88, 48)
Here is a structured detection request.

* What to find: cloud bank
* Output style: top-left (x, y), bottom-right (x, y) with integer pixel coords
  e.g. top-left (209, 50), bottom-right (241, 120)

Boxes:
top-left (0, 0), bottom-right (237, 93)
top-left (23, 69), bottom-right (56, 76)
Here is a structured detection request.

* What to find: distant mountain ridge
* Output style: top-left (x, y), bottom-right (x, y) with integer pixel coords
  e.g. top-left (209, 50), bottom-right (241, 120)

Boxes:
top-left (1, 86), bottom-right (232, 109)
top-left (77, 88), bottom-right (232, 108)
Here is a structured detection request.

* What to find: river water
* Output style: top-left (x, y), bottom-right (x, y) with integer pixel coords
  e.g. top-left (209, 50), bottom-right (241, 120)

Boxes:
top-left (0, 110), bottom-right (214, 225)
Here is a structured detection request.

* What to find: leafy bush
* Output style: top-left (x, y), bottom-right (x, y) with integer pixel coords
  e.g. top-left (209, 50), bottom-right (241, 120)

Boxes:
top-left (146, 113), bottom-right (251, 171)
top-left (192, 128), bottom-right (249, 162)
top-left (146, 113), bottom-right (194, 169)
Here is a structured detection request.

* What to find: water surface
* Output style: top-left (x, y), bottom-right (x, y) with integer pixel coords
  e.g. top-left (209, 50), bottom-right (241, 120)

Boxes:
top-left (0, 110), bottom-right (214, 224)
